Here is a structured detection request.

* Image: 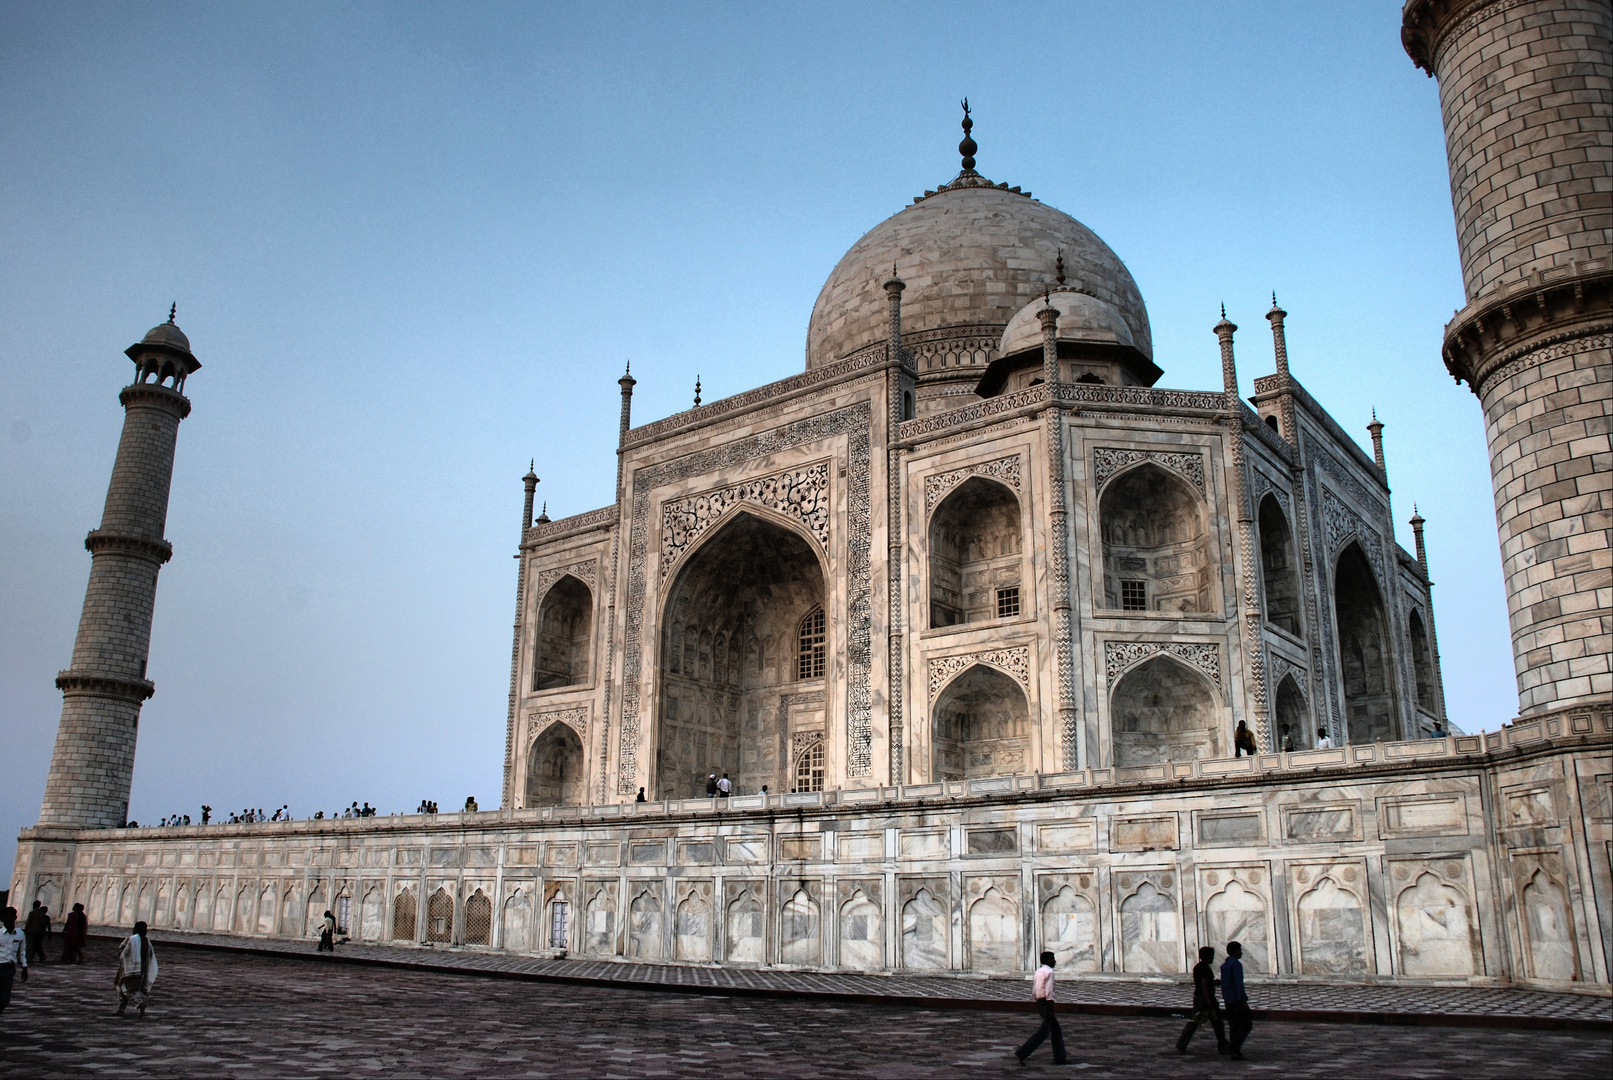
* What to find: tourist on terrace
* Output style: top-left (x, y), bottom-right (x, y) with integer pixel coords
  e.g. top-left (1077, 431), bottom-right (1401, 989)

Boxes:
top-left (717, 774), bottom-right (733, 798)
top-left (1221, 940), bottom-right (1252, 1059)
top-left (318, 909), bottom-right (337, 953)
top-left (23, 902), bottom-right (49, 963)
top-left (114, 921), bottom-right (158, 1019)
top-left (61, 902), bottom-right (88, 964)
top-left (1234, 721), bottom-right (1257, 757)
top-left (0, 907), bottom-right (27, 1017)
top-left (706, 774), bottom-right (718, 798)
top-left (1176, 946), bottom-right (1228, 1054)
top-left (1014, 950), bottom-right (1069, 1065)
top-left (1316, 727), bottom-right (1334, 749)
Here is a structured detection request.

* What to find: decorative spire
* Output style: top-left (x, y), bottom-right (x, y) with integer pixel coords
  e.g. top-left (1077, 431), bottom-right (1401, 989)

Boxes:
top-left (1367, 409), bottom-right (1386, 471)
top-left (536, 501), bottom-right (550, 525)
top-left (1409, 504), bottom-right (1429, 581)
top-left (167, 302), bottom-right (177, 324)
top-left (1055, 252), bottom-right (1066, 286)
top-left (1214, 306), bottom-right (1239, 398)
top-left (958, 98), bottom-right (977, 173)
top-left (521, 463), bottom-right (540, 535)
top-left (693, 376), bottom-right (702, 408)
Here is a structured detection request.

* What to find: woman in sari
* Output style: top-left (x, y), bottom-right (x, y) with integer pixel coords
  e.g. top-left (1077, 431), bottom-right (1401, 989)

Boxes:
top-left (115, 920), bottom-right (158, 1017)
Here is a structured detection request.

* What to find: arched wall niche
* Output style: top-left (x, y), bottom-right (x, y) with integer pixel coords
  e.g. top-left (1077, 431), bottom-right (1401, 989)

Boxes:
top-left (1258, 495), bottom-right (1302, 637)
top-left (533, 576), bottom-right (593, 690)
top-left (526, 723), bottom-right (585, 807)
top-left (929, 476), bottom-right (1023, 628)
top-left (656, 510), bottom-right (826, 799)
top-left (1274, 674), bottom-right (1311, 750)
top-left (1333, 542), bottom-right (1396, 743)
top-left (1407, 609), bottom-right (1437, 717)
top-left (1099, 463), bottom-right (1214, 613)
top-left (1110, 654), bottom-right (1219, 765)
top-left (931, 664), bottom-right (1030, 781)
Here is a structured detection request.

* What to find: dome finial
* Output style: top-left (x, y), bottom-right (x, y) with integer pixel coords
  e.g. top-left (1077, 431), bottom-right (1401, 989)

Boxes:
top-left (1055, 251), bottom-right (1066, 286)
top-left (168, 302), bottom-right (177, 324)
top-left (958, 98), bottom-right (977, 173)
top-left (693, 375), bottom-right (702, 407)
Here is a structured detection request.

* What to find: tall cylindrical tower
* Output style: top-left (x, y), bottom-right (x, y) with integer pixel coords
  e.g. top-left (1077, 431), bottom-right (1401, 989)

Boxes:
top-left (1403, 0), bottom-right (1612, 717)
top-left (38, 312), bottom-right (200, 827)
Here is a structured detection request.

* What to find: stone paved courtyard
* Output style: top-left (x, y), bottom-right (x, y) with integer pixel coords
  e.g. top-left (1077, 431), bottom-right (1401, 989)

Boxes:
top-left (0, 940), bottom-right (1609, 1078)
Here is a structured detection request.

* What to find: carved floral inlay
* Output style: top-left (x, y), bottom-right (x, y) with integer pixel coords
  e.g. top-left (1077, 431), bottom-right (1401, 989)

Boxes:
top-left (1321, 488), bottom-right (1387, 588)
top-left (924, 455), bottom-right (1022, 515)
top-left (928, 646), bottom-right (1031, 702)
top-left (1092, 447), bottom-right (1206, 494)
top-left (1103, 641), bottom-right (1221, 687)
top-left (534, 559), bottom-right (598, 602)
top-left (525, 707), bottom-right (588, 743)
top-left (660, 462), bottom-right (830, 576)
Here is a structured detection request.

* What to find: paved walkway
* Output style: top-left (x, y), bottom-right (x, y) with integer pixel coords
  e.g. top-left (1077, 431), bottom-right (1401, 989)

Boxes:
top-left (95, 928), bottom-right (1612, 1030)
top-left (4, 940), bottom-right (1610, 1078)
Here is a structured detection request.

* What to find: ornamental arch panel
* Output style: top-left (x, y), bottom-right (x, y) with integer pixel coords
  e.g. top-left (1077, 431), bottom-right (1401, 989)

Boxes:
top-left (928, 476), bottom-right (1023, 628)
top-left (1109, 654), bottom-right (1219, 765)
top-left (1333, 542), bottom-right (1396, 743)
top-left (533, 575), bottom-right (593, 690)
top-left (1258, 494), bottom-right (1302, 636)
top-left (931, 664), bottom-right (1030, 781)
top-left (1099, 463), bottom-right (1214, 614)
top-left (526, 723), bottom-right (585, 808)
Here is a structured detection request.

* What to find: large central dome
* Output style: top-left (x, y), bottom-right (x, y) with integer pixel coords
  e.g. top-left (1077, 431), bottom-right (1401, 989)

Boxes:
top-left (805, 172), bottom-right (1151, 372)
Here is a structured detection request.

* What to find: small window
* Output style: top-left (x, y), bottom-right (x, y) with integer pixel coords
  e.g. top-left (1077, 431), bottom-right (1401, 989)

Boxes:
top-left (794, 741), bottom-right (825, 793)
top-left (1077, 372), bottom-right (1104, 384)
top-left (902, 391), bottom-right (915, 421)
top-left (1121, 580), bottom-right (1148, 611)
top-left (549, 901), bottom-right (569, 949)
top-left (996, 586), bottom-right (1020, 619)
top-left (335, 895), bottom-right (351, 936)
top-left (1265, 415), bottom-right (1279, 432)
top-left (797, 606), bottom-right (826, 680)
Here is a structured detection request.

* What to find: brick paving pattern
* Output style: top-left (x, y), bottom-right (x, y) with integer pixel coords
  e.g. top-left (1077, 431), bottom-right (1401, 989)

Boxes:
top-left (1, 939), bottom-right (1608, 1078)
top-left (99, 928), bottom-right (1613, 1025)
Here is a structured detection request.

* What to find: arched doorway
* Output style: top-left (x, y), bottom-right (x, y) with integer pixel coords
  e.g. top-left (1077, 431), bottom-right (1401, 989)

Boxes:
top-left (928, 477), bottom-right (1023, 628)
top-left (1274, 674), bottom-right (1310, 750)
top-left (1408, 609), bottom-right (1437, 717)
top-left (932, 664), bottom-right (1030, 780)
top-left (1100, 464), bottom-right (1214, 613)
top-left (533, 576), bottom-right (593, 690)
top-left (1334, 543), bottom-right (1395, 743)
top-left (1110, 654), bottom-right (1218, 765)
top-left (526, 723), bottom-right (585, 807)
top-left (1258, 495), bottom-right (1302, 637)
top-left (657, 511), bottom-right (825, 798)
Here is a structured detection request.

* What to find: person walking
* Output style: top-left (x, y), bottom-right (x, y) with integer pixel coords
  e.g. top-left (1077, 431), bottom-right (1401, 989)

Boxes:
top-left (0, 907), bottom-right (26, 1018)
top-left (1176, 946), bottom-right (1228, 1054)
top-left (61, 902), bottom-right (88, 964)
top-left (317, 909), bottom-right (337, 952)
top-left (24, 902), bottom-right (50, 964)
top-left (1234, 721), bottom-right (1257, 757)
top-left (1221, 940), bottom-right (1253, 1060)
top-left (115, 921), bottom-right (159, 1018)
top-left (1014, 951), bottom-right (1069, 1065)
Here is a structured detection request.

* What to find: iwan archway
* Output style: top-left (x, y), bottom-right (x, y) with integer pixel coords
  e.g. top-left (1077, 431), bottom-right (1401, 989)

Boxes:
top-left (655, 511), bottom-right (826, 799)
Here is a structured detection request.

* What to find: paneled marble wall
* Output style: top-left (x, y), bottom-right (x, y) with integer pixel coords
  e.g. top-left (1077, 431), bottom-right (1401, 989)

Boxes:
top-left (15, 717), bottom-right (1608, 988)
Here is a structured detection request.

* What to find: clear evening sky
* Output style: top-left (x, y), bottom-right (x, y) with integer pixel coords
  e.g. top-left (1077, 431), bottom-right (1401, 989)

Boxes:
top-left (2, 2), bottom-right (1504, 875)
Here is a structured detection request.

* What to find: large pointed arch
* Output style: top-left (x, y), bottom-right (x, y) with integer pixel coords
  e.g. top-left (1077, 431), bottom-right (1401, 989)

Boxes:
top-left (932, 663), bottom-right (1030, 781)
top-left (928, 476), bottom-right (1024, 628)
top-left (1258, 494), bottom-right (1302, 637)
top-left (533, 575), bottom-right (593, 690)
top-left (1099, 462), bottom-right (1215, 613)
top-left (1109, 653), bottom-right (1220, 765)
top-left (1333, 541), bottom-right (1395, 743)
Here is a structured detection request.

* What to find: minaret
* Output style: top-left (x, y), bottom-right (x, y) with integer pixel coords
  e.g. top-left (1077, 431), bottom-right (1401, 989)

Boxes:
top-left (1366, 411), bottom-right (1385, 473)
top-left (1403, 0), bottom-right (1611, 718)
top-left (39, 310), bottom-right (200, 828)
top-left (1217, 308), bottom-right (1272, 750)
top-left (1264, 295), bottom-right (1298, 443)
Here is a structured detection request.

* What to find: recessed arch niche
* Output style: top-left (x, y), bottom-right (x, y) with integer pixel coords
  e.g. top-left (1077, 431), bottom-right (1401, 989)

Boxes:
top-left (929, 476), bottom-right (1023, 628)
top-left (1274, 674), bottom-right (1310, 750)
top-left (526, 723), bottom-right (585, 807)
top-left (533, 576), bottom-right (593, 690)
top-left (1407, 609), bottom-right (1437, 717)
top-left (1110, 654), bottom-right (1219, 765)
top-left (1258, 495), bottom-right (1302, 636)
top-left (932, 664), bottom-right (1030, 781)
top-left (1100, 464), bottom-right (1214, 613)
top-left (657, 510), bottom-right (826, 799)
top-left (1333, 543), bottom-right (1395, 743)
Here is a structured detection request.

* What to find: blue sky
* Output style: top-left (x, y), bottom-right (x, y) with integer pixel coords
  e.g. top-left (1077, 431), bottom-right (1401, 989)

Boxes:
top-left (1, 1), bottom-right (1508, 874)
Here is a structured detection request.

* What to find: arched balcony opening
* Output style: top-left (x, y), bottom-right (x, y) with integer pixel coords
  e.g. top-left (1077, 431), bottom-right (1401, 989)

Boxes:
top-left (1110, 654), bottom-right (1219, 765)
top-left (1100, 464), bottom-right (1214, 613)
top-left (1274, 674), bottom-right (1310, 750)
top-left (1258, 495), bottom-right (1302, 637)
top-left (928, 477), bottom-right (1023, 628)
top-left (1408, 609), bottom-right (1437, 718)
top-left (526, 723), bottom-right (585, 807)
top-left (532, 576), bottom-right (593, 690)
top-left (932, 664), bottom-right (1030, 781)
top-left (1334, 543), bottom-right (1395, 743)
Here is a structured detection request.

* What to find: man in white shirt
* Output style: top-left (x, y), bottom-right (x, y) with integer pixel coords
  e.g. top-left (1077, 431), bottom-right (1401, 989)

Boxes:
top-left (716, 774), bottom-right (733, 798)
top-left (0, 906), bottom-right (27, 1017)
top-left (1316, 728), bottom-right (1334, 749)
top-left (1015, 950), bottom-right (1069, 1065)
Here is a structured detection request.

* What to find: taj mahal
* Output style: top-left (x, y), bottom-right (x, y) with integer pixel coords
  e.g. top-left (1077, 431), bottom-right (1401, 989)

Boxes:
top-left (14, 0), bottom-right (1611, 990)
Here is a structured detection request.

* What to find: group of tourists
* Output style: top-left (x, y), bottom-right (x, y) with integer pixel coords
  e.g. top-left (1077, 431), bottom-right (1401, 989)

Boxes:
top-left (1238, 720), bottom-right (1339, 756)
top-left (0, 904), bottom-right (146, 1020)
top-left (1014, 941), bottom-right (1257, 1066)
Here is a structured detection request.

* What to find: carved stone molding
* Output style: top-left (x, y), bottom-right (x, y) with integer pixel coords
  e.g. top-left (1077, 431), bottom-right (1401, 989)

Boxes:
top-left (1092, 447), bottom-right (1206, 495)
top-left (924, 455), bottom-right (1022, 516)
top-left (1267, 652), bottom-right (1306, 692)
top-left (619, 401), bottom-right (873, 792)
top-left (534, 559), bottom-right (598, 602)
top-left (1312, 446), bottom-right (1384, 516)
top-left (1321, 488), bottom-right (1388, 589)
top-left (790, 729), bottom-right (825, 757)
top-left (1056, 382), bottom-right (1227, 412)
top-left (1103, 641), bottom-right (1222, 688)
top-left (660, 462), bottom-right (830, 577)
top-left (927, 646), bottom-right (1032, 702)
top-left (525, 706), bottom-right (588, 744)
top-left (1485, 331), bottom-right (1611, 390)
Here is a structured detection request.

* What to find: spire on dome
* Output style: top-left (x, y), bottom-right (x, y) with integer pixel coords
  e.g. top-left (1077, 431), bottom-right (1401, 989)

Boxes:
top-left (1055, 252), bottom-right (1066, 286)
top-left (959, 98), bottom-right (977, 173)
top-left (168, 302), bottom-right (177, 323)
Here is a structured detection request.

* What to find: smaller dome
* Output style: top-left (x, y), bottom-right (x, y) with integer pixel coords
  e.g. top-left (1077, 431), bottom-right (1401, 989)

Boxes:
top-left (140, 320), bottom-right (191, 354)
top-left (998, 290), bottom-right (1138, 359)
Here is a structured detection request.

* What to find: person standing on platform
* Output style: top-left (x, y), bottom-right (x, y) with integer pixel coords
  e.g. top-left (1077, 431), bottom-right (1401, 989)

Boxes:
top-left (0, 908), bottom-right (26, 1018)
top-left (61, 902), bottom-right (88, 963)
top-left (1316, 727), bottom-right (1334, 749)
top-left (705, 774), bottom-right (718, 799)
top-left (318, 910), bottom-right (337, 952)
top-left (1014, 951), bottom-right (1069, 1065)
top-left (1176, 946), bottom-right (1228, 1054)
top-left (24, 902), bottom-right (50, 964)
top-left (114, 921), bottom-right (158, 1018)
top-left (717, 773), bottom-right (733, 799)
top-left (1234, 721), bottom-right (1257, 757)
top-left (1221, 940), bottom-right (1253, 1059)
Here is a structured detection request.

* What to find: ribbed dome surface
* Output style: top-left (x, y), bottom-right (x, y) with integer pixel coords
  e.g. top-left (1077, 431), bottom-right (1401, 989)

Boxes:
top-left (806, 185), bottom-right (1150, 370)
top-left (140, 320), bottom-right (192, 354)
